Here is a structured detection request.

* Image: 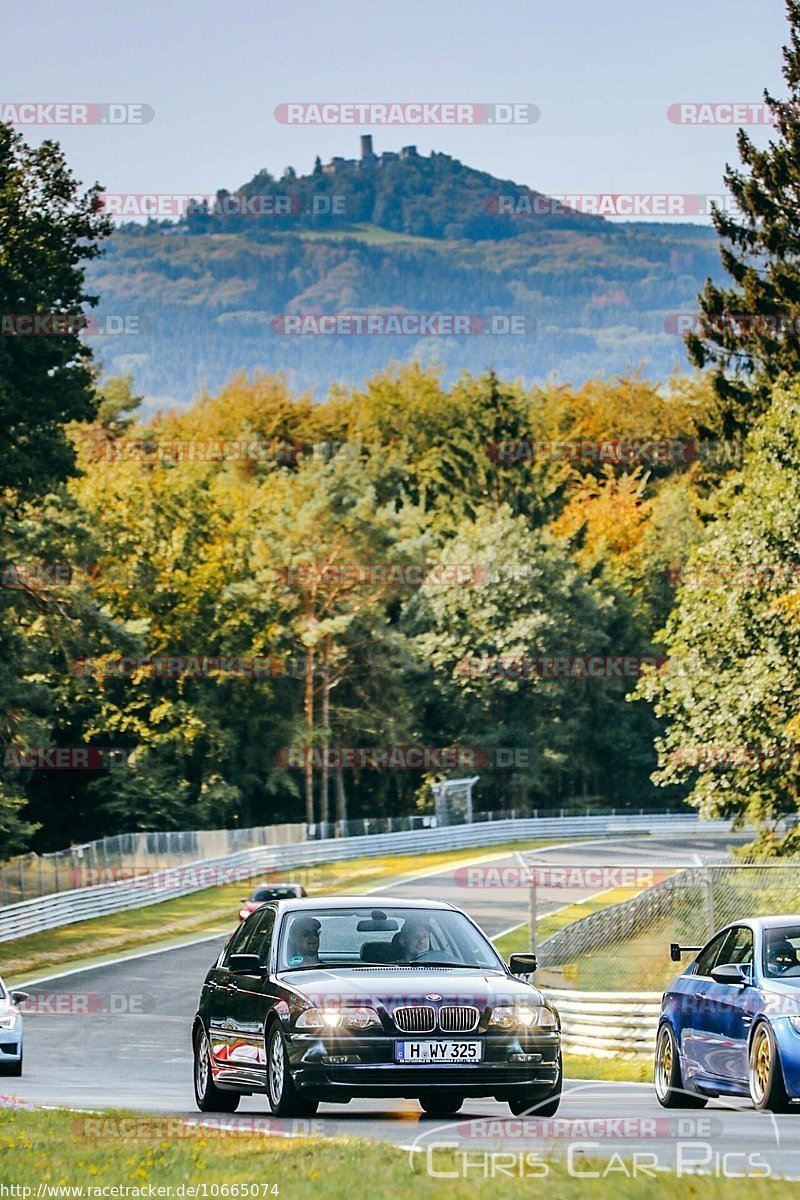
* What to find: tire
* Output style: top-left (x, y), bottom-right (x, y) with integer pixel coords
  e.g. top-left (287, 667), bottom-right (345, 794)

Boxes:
top-left (193, 1026), bottom-right (240, 1113)
top-left (266, 1022), bottom-right (319, 1118)
top-left (508, 1054), bottom-right (562, 1117)
top-left (750, 1023), bottom-right (792, 1113)
top-left (419, 1093), bottom-right (463, 1116)
top-left (0, 1049), bottom-right (22, 1077)
top-left (654, 1024), bottom-right (707, 1109)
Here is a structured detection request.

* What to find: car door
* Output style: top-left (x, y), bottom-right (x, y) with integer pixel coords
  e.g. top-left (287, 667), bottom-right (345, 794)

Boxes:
top-left (223, 904), bottom-right (278, 1088)
top-left (680, 929), bottom-right (731, 1078)
top-left (206, 917), bottom-right (256, 1075)
top-left (694, 924), bottom-right (755, 1087)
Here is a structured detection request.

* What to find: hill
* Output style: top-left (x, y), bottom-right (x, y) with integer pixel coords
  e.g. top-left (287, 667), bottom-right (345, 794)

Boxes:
top-left (85, 140), bottom-right (723, 405)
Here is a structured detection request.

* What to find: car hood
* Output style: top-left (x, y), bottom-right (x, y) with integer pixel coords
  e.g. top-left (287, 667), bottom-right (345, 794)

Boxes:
top-left (276, 967), bottom-right (547, 1009)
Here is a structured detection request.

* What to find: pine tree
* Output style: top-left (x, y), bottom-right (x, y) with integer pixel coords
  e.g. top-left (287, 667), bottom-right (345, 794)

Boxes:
top-left (686, 0), bottom-right (800, 438)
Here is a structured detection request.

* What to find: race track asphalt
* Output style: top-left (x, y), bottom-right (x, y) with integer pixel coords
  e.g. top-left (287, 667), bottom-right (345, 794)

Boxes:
top-left (6, 834), bottom-right (799, 1179)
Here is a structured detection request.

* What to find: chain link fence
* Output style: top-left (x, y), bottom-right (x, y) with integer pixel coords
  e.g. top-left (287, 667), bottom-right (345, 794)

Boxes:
top-left (536, 862), bottom-right (800, 992)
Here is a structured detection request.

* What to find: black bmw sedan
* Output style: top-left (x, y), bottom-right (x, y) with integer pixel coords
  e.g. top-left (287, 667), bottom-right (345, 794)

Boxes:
top-left (192, 896), bottom-right (561, 1118)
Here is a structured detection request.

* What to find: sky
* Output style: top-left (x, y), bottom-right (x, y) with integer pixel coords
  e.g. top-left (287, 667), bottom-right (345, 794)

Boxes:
top-left (1, 0), bottom-right (789, 219)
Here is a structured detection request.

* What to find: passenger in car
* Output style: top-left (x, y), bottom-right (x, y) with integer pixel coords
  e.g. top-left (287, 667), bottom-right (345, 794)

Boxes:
top-left (766, 937), bottom-right (799, 975)
top-left (286, 916), bottom-right (321, 965)
top-left (393, 919), bottom-right (431, 962)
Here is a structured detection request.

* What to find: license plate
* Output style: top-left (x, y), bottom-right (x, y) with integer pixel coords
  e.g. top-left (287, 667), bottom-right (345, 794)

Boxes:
top-left (395, 1040), bottom-right (482, 1063)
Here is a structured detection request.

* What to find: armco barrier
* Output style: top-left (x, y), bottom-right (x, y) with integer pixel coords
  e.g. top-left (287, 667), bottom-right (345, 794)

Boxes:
top-left (0, 813), bottom-right (732, 943)
top-left (545, 988), bottom-right (661, 1056)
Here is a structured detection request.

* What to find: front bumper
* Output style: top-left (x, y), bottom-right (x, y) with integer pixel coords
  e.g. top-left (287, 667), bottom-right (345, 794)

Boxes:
top-left (286, 1030), bottom-right (561, 1099)
top-left (0, 1032), bottom-right (22, 1063)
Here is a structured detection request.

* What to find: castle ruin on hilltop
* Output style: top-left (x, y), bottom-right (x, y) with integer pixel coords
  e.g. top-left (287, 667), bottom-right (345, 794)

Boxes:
top-left (321, 136), bottom-right (420, 174)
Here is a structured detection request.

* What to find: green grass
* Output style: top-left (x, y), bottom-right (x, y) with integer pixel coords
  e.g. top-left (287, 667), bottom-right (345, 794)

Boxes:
top-left (5, 840), bottom-right (554, 984)
top-left (0, 1110), bottom-right (795, 1198)
top-left (559, 914), bottom-right (683, 992)
top-left (564, 1053), bottom-right (653, 1082)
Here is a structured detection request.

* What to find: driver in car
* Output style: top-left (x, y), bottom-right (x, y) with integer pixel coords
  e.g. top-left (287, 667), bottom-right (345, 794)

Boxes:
top-left (393, 918), bottom-right (431, 962)
top-left (766, 936), bottom-right (799, 975)
top-left (286, 916), bottom-right (321, 966)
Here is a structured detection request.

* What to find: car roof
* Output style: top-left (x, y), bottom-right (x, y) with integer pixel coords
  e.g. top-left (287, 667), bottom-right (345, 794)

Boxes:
top-left (715, 916), bottom-right (800, 932)
top-left (271, 896), bottom-right (457, 914)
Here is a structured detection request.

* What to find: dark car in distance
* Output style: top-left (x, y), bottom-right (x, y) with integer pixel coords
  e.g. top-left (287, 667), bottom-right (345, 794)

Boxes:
top-left (238, 882), bottom-right (306, 922)
top-left (192, 896), bottom-right (561, 1118)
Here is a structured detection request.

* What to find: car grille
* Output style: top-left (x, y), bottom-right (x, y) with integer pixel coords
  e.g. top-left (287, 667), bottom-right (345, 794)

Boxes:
top-left (393, 1006), bottom-right (436, 1033)
top-left (439, 1005), bottom-right (480, 1033)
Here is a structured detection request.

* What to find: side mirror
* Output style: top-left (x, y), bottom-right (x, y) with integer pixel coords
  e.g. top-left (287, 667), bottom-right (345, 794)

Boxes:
top-left (10, 991), bottom-right (29, 1005)
top-left (240, 897), bottom-right (248, 903)
top-left (710, 962), bottom-right (750, 986)
top-left (509, 953), bottom-right (538, 976)
top-left (229, 953), bottom-right (265, 975)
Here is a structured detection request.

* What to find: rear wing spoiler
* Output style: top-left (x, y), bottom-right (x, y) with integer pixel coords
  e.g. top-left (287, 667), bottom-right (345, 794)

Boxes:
top-left (670, 942), bottom-right (703, 962)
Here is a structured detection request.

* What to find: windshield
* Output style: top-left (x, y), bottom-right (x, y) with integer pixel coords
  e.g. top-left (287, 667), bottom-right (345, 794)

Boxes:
top-left (276, 907), bottom-right (505, 972)
top-left (763, 925), bottom-right (800, 981)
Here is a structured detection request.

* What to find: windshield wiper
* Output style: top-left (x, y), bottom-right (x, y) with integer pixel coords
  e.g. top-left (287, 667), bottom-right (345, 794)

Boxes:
top-left (278, 961), bottom-right (364, 972)
top-left (403, 961), bottom-right (465, 968)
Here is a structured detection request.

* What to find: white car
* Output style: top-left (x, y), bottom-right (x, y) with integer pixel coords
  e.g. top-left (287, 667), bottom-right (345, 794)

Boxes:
top-left (0, 978), bottom-right (27, 1076)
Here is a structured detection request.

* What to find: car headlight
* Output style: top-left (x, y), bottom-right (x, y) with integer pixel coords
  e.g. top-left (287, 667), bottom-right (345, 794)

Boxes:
top-left (789, 1016), bottom-right (800, 1034)
top-left (238, 909), bottom-right (250, 920)
top-left (296, 1006), bottom-right (381, 1030)
top-left (489, 1005), bottom-right (556, 1030)
top-left (0, 1014), bottom-right (18, 1030)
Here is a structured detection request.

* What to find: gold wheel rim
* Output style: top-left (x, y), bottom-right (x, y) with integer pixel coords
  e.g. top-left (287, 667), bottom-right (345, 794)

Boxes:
top-left (655, 1028), bottom-right (673, 1098)
top-left (752, 1030), bottom-right (771, 1100)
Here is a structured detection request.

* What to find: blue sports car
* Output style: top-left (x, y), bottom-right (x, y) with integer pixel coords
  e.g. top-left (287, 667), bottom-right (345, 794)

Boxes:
top-left (655, 917), bottom-right (800, 1112)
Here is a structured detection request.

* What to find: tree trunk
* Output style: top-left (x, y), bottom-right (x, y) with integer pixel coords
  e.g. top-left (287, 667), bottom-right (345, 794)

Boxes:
top-left (335, 764), bottom-right (347, 828)
top-left (304, 642), bottom-right (315, 825)
top-left (320, 638), bottom-right (331, 827)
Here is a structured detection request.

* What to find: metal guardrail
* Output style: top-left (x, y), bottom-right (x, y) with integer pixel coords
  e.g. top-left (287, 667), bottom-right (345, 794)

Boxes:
top-left (545, 988), bottom-right (661, 1056)
top-left (0, 808), bottom-right (672, 906)
top-left (0, 813), bottom-right (732, 944)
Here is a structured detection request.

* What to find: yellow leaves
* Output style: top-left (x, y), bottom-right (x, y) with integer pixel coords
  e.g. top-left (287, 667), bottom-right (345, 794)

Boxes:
top-left (773, 589), bottom-right (800, 627)
top-left (551, 470), bottom-right (652, 570)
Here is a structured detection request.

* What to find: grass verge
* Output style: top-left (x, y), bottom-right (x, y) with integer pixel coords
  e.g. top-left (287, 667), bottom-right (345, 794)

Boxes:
top-left (5, 840), bottom-right (553, 983)
top-left (0, 1109), bottom-right (795, 1197)
top-left (564, 1053), bottom-right (653, 1082)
